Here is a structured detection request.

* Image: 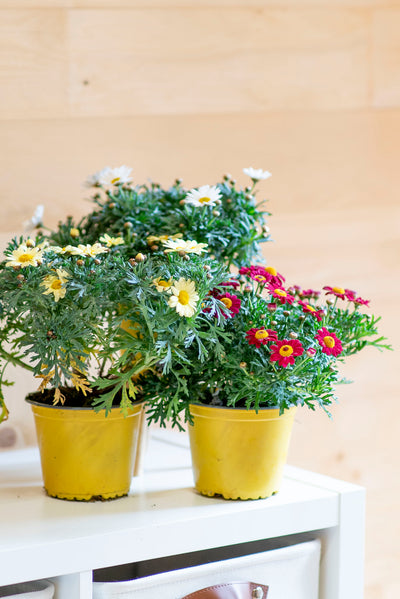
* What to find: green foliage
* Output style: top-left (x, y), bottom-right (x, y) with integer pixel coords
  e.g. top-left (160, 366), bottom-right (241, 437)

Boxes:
top-left (48, 175), bottom-right (271, 267)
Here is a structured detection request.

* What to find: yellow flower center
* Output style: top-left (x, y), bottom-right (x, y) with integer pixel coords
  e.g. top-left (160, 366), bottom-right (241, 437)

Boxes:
top-left (178, 290), bottom-right (190, 305)
top-left (51, 280), bottom-right (62, 290)
top-left (255, 330), bottom-right (269, 340)
top-left (158, 280), bottom-right (170, 288)
top-left (323, 335), bottom-right (335, 348)
top-left (332, 286), bottom-right (345, 294)
top-left (198, 197), bottom-right (211, 204)
top-left (265, 267), bottom-right (277, 276)
top-left (306, 304), bottom-right (316, 312)
top-left (275, 289), bottom-right (287, 297)
top-left (279, 345), bottom-right (294, 357)
top-left (111, 177), bottom-right (120, 184)
top-left (221, 297), bottom-right (233, 309)
top-left (19, 253), bottom-right (34, 263)
top-left (254, 275), bottom-right (266, 282)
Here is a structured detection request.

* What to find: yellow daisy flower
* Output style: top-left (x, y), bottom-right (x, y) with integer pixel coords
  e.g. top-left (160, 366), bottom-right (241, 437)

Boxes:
top-left (68, 243), bottom-right (108, 257)
top-left (6, 244), bottom-right (44, 268)
top-left (147, 233), bottom-right (183, 245)
top-left (41, 269), bottom-right (69, 302)
top-left (99, 234), bottom-right (124, 247)
top-left (152, 277), bottom-right (173, 292)
top-left (168, 278), bottom-right (199, 317)
top-left (161, 238), bottom-right (208, 255)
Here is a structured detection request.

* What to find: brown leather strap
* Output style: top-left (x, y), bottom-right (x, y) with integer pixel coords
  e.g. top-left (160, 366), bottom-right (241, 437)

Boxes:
top-left (182, 581), bottom-right (269, 599)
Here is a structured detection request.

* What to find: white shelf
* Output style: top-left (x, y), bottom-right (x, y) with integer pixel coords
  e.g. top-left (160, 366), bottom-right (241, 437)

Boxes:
top-left (0, 430), bottom-right (365, 599)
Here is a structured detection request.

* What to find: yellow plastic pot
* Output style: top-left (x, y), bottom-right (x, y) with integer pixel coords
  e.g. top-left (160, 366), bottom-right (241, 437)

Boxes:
top-left (188, 404), bottom-right (297, 500)
top-left (27, 400), bottom-right (143, 501)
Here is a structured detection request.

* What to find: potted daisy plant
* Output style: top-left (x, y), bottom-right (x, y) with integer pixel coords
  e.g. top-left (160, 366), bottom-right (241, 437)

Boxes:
top-left (141, 264), bottom-right (390, 500)
top-left (0, 233), bottom-right (230, 500)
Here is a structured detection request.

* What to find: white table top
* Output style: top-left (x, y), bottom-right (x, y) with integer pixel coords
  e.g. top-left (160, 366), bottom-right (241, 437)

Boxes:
top-left (0, 430), bottom-right (362, 586)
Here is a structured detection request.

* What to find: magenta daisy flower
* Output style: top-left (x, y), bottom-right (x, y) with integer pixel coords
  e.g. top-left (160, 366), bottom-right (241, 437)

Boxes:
top-left (315, 327), bottom-right (343, 357)
top-left (270, 339), bottom-right (304, 368)
top-left (353, 296), bottom-right (370, 307)
top-left (298, 300), bottom-right (324, 322)
top-left (267, 284), bottom-right (295, 305)
top-left (216, 292), bottom-right (241, 318)
top-left (323, 286), bottom-right (355, 301)
top-left (239, 265), bottom-right (285, 287)
top-left (246, 327), bottom-right (278, 348)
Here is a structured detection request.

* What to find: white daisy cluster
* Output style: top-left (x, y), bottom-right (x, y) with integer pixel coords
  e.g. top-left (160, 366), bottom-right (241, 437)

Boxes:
top-left (161, 238), bottom-right (208, 255)
top-left (184, 185), bottom-right (221, 208)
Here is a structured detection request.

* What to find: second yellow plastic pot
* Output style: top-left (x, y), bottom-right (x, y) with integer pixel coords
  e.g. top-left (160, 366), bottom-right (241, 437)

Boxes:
top-left (188, 404), bottom-right (297, 500)
top-left (28, 400), bottom-right (143, 501)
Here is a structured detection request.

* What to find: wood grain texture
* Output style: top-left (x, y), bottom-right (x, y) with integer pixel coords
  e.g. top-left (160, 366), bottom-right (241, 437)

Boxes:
top-left (68, 8), bottom-right (369, 116)
top-left (0, 10), bottom-right (68, 120)
top-left (372, 9), bottom-right (400, 107)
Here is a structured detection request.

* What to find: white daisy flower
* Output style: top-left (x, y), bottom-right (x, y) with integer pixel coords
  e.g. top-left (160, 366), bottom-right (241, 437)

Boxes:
top-left (41, 269), bottom-right (69, 302)
top-left (84, 170), bottom-right (104, 188)
top-left (184, 185), bottom-right (221, 207)
top-left (23, 205), bottom-right (44, 233)
top-left (98, 166), bottom-right (133, 187)
top-left (152, 277), bottom-right (173, 292)
top-left (243, 167), bottom-right (272, 182)
top-left (6, 244), bottom-right (44, 268)
top-left (168, 278), bottom-right (199, 318)
top-left (161, 238), bottom-right (208, 255)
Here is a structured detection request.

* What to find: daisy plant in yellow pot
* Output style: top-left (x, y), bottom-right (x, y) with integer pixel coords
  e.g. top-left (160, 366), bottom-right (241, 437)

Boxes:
top-left (0, 234), bottom-right (231, 500)
top-left (48, 166), bottom-right (272, 268)
top-left (141, 264), bottom-right (391, 500)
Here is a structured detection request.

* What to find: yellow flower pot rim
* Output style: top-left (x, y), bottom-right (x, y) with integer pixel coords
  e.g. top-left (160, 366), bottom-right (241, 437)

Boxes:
top-left (190, 403), bottom-right (295, 412)
top-left (25, 397), bottom-right (143, 411)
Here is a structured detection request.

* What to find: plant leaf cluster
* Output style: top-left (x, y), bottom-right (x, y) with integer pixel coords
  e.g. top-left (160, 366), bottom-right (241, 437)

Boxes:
top-left (48, 177), bottom-right (271, 267)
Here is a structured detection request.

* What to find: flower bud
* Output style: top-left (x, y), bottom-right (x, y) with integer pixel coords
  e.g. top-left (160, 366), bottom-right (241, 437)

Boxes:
top-left (214, 199), bottom-right (222, 205)
top-left (25, 238), bottom-right (35, 248)
top-left (244, 284), bottom-right (252, 293)
top-left (94, 258), bottom-right (101, 265)
top-left (129, 258), bottom-right (137, 266)
top-left (212, 210), bottom-right (220, 217)
top-left (16, 274), bottom-right (25, 281)
top-left (183, 254), bottom-right (190, 261)
top-left (70, 228), bottom-right (79, 238)
top-left (175, 178), bottom-right (183, 185)
top-left (179, 223), bottom-right (185, 228)
top-left (150, 245), bottom-right (159, 251)
top-left (226, 198), bottom-right (232, 204)
top-left (178, 250), bottom-right (187, 257)
top-left (306, 348), bottom-right (316, 357)
top-left (240, 362), bottom-right (247, 369)
top-left (230, 179), bottom-right (236, 185)
top-left (108, 202), bottom-right (116, 209)
top-left (179, 199), bottom-right (186, 206)
top-left (283, 310), bottom-right (290, 317)
top-left (260, 313), bottom-right (266, 320)
top-left (123, 221), bottom-right (132, 228)
top-left (326, 298), bottom-right (334, 305)
top-left (206, 273), bottom-right (212, 279)
top-left (267, 303), bottom-right (277, 312)
top-left (76, 259), bottom-right (84, 266)
top-left (271, 320), bottom-right (278, 326)
top-left (135, 253), bottom-right (146, 262)
top-left (223, 173), bottom-right (232, 181)
top-left (203, 265), bottom-right (211, 271)
top-left (289, 332), bottom-right (298, 339)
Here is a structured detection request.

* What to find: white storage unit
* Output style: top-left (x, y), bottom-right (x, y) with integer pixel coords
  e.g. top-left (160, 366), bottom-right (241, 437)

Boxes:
top-left (0, 580), bottom-right (54, 599)
top-left (93, 539), bottom-right (321, 599)
top-left (0, 430), bottom-right (365, 599)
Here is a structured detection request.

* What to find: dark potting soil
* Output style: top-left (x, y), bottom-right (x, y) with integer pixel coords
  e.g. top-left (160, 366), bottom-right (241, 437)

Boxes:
top-left (25, 385), bottom-right (124, 409)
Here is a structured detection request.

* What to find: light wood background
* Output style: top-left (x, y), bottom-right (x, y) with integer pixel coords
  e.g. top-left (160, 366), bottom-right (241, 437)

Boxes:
top-left (0, 2), bottom-right (399, 597)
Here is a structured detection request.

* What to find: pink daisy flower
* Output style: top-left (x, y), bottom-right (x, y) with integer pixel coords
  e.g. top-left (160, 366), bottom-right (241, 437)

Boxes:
top-left (246, 327), bottom-right (278, 348)
top-left (315, 327), bottom-right (343, 357)
top-left (270, 339), bottom-right (304, 368)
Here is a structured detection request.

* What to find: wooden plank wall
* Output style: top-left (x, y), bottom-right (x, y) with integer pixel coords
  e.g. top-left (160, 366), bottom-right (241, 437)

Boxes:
top-left (0, 2), bottom-right (399, 597)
